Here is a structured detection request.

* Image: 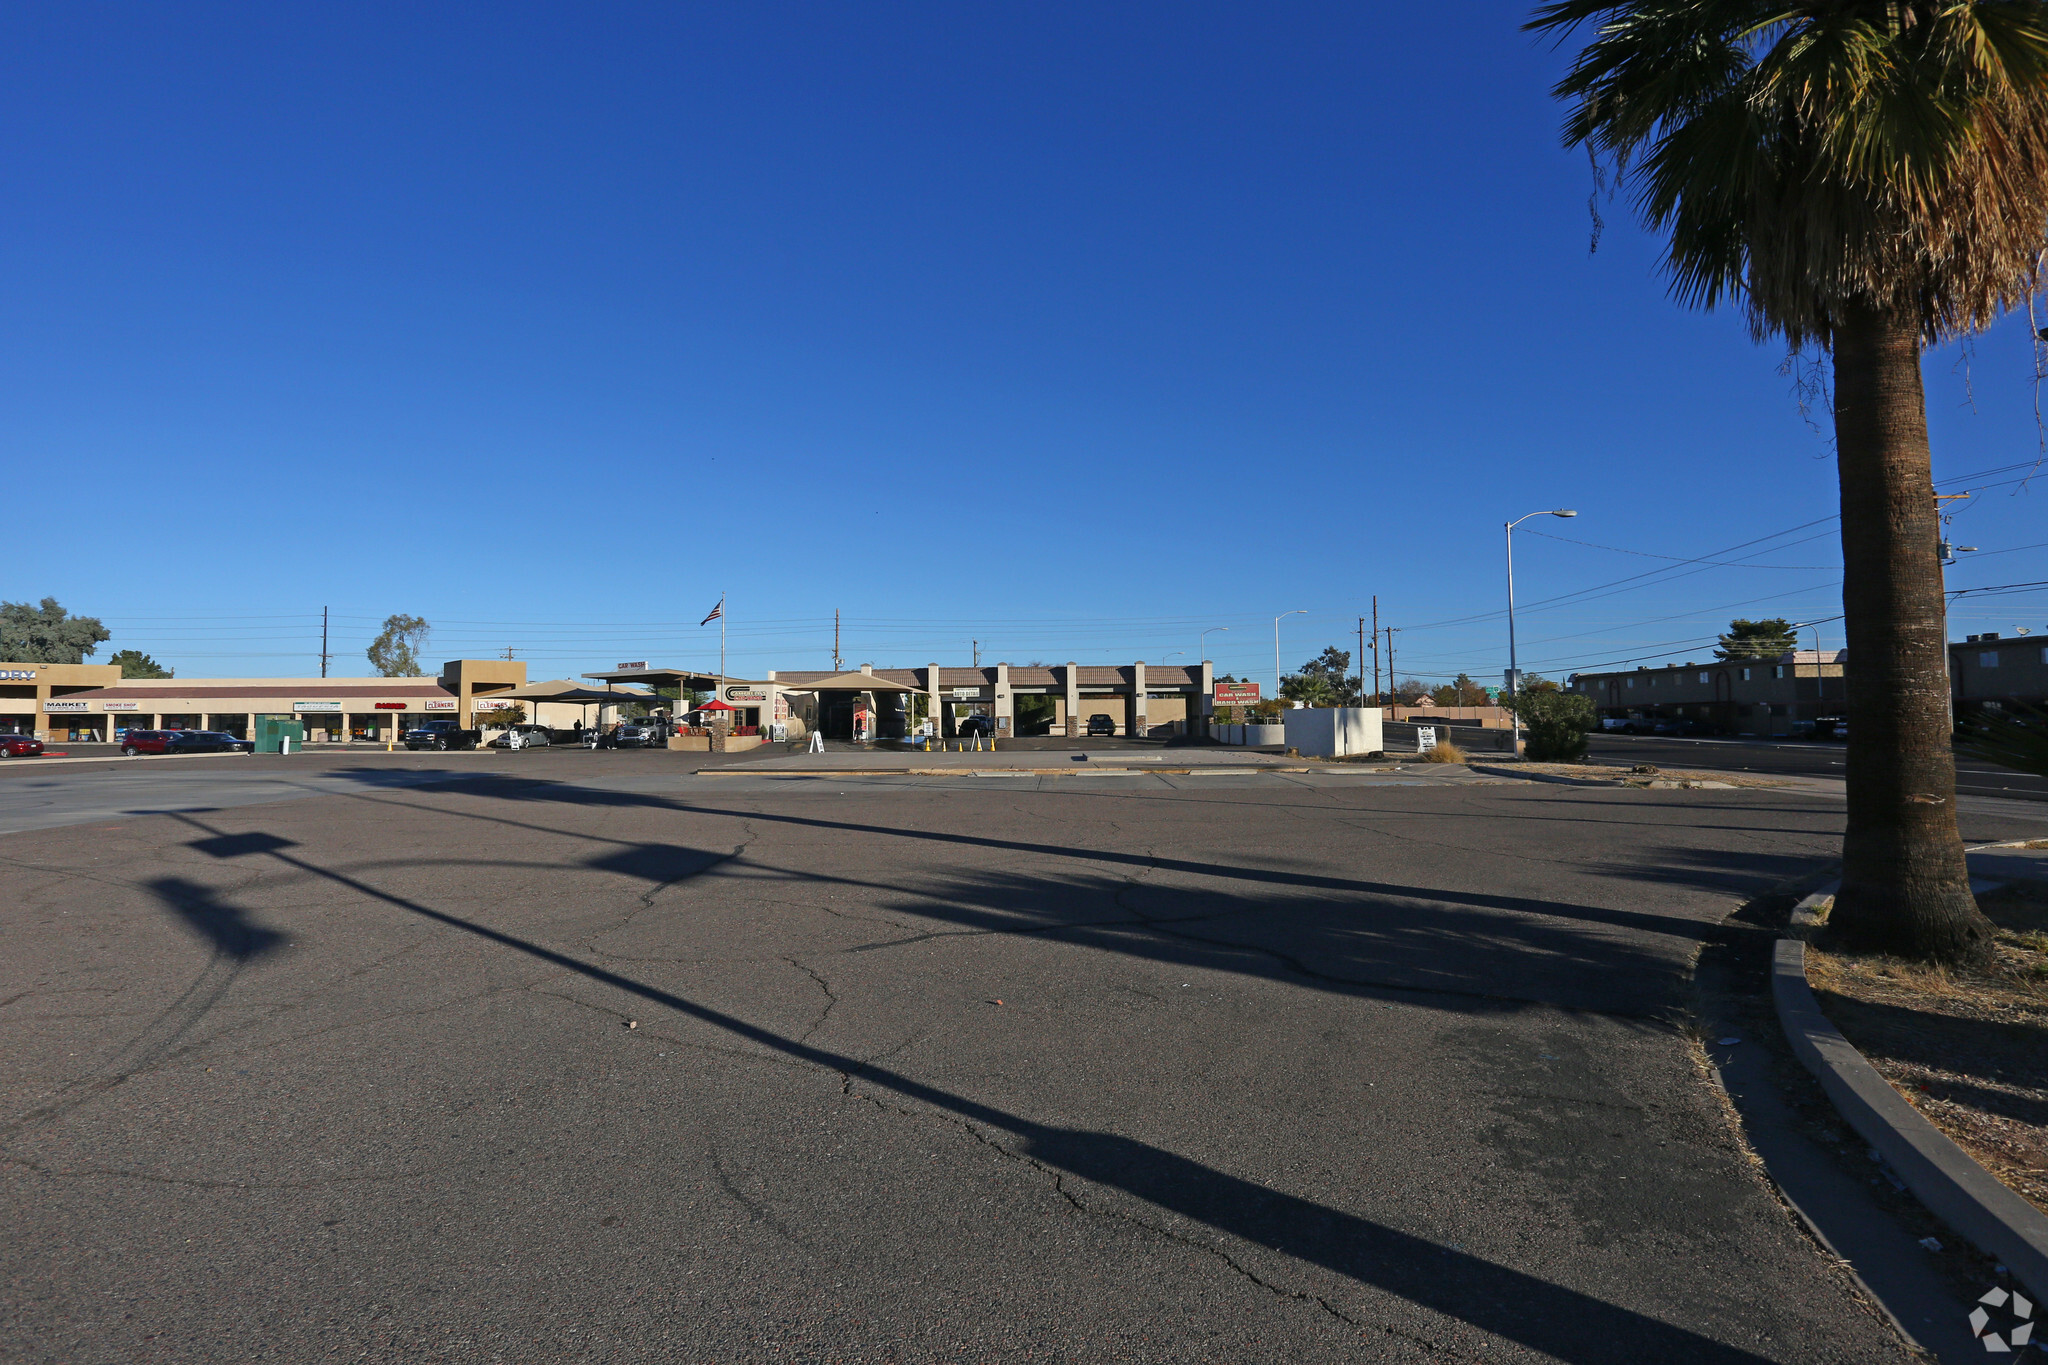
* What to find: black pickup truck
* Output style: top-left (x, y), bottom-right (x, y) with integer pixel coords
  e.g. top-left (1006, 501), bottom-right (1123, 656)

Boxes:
top-left (402, 720), bottom-right (482, 751)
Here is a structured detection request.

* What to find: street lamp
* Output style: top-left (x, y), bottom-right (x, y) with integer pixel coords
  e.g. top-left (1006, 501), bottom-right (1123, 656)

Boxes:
top-left (1200, 627), bottom-right (1229, 664)
top-left (1506, 509), bottom-right (1577, 754)
top-left (1274, 610), bottom-right (1306, 702)
top-left (1157, 652), bottom-right (1185, 666)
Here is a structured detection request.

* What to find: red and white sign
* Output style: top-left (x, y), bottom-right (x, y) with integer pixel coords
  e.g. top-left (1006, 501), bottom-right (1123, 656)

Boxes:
top-left (1214, 682), bottom-right (1261, 705)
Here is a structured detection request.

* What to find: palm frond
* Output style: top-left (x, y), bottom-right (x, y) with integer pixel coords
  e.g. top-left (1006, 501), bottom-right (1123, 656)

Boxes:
top-left (1530, 0), bottom-right (2048, 347)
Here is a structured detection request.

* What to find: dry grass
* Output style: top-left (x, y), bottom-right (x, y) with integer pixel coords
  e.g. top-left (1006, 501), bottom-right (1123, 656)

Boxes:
top-left (1805, 881), bottom-right (2048, 1214)
top-left (1421, 739), bottom-right (1467, 764)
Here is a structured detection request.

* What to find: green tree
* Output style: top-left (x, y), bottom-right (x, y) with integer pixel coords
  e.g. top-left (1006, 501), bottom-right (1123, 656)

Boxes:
top-left (1715, 619), bottom-right (1799, 662)
top-left (108, 649), bottom-right (173, 679)
top-left (1280, 647), bottom-right (1355, 705)
top-left (0, 598), bottom-right (109, 663)
top-left (366, 614), bottom-right (431, 677)
top-left (1511, 689), bottom-right (1597, 763)
top-left (1430, 673), bottom-right (1490, 707)
top-left (1528, 0), bottom-right (2048, 963)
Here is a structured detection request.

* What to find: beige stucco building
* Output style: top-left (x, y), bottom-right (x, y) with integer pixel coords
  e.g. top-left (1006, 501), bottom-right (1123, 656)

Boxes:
top-left (2, 659), bottom-right (622, 743)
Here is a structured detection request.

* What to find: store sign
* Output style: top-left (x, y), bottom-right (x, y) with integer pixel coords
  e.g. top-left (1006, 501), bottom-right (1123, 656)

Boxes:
top-left (102, 701), bottom-right (140, 712)
top-left (723, 686), bottom-right (766, 702)
top-left (773, 696), bottom-right (789, 721)
top-left (44, 700), bottom-right (88, 713)
top-left (293, 701), bottom-right (342, 713)
top-left (951, 687), bottom-right (980, 700)
top-left (1416, 725), bottom-right (1438, 753)
top-left (473, 698), bottom-right (519, 712)
top-left (616, 661), bottom-right (648, 671)
top-left (423, 698), bottom-right (457, 711)
top-left (374, 702), bottom-right (406, 710)
top-left (1214, 682), bottom-right (1260, 705)
top-left (0, 669), bottom-right (34, 680)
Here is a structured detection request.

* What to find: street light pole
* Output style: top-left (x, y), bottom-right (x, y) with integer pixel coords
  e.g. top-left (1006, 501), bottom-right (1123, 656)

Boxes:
top-left (1274, 611), bottom-right (1306, 703)
top-left (1505, 509), bottom-right (1577, 755)
top-left (1200, 627), bottom-right (1228, 664)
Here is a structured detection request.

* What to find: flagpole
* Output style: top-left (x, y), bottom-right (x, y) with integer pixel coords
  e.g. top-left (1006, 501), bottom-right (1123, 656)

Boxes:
top-left (720, 593), bottom-right (726, 680)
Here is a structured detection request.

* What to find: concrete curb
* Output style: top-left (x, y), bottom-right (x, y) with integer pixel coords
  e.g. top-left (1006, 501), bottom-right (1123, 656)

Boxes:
top-left (1772, 938), bottom-right (2048, 1303)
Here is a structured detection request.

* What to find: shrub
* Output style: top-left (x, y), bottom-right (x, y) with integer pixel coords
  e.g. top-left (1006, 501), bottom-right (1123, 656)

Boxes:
top-left (1511, 689), bottom-right (1595, 763)
top-left (1422, 739), bottom-right (1468, 763)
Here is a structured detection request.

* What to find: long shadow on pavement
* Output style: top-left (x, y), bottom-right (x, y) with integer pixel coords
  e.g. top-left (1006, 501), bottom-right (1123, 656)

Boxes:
top-left (151, 809), bottom-right (1782, 1365)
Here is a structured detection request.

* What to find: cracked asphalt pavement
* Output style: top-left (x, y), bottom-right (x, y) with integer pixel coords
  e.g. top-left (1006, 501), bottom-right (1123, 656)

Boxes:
top-left (5, 751), bottom-right (2044, 1362)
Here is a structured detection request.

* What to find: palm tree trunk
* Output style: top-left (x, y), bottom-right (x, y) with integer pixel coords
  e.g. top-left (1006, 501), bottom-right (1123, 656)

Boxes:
top-left (1828, 300), bottom-right (1993, 963)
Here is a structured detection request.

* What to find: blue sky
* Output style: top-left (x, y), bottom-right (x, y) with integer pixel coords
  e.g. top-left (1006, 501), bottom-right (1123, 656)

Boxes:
top-left (8, 3), bottom-right (2045, 687)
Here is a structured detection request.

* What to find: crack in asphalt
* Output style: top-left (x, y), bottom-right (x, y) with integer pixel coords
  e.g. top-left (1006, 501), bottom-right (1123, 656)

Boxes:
top-left (785, 958), bottom-right (838, 1045)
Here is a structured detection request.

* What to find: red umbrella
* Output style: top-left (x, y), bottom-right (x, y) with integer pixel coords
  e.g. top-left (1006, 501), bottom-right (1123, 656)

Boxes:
top-left (699, 700), bottom-right (736, 711)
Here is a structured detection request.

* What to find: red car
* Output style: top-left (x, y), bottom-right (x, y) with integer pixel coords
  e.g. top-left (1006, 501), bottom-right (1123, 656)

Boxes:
top-left (0, 733), bottom-right (44, 759)
top-left (118, 730), bottom-right (181, 756)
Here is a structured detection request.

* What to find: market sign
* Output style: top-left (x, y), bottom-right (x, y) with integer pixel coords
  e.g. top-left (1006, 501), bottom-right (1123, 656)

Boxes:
top-left (293, 701), bottom-right (343, 713)
top-left (102, 701), bottom-right (140, 712)
top-left (43, 700), bottom-right (88, 713)
top-left (423, 698), bottom-right (457, 711)
top-left (374, 702), bottom-right (407, 710)
top-left (1214, 682), bottom-right (1261, 705)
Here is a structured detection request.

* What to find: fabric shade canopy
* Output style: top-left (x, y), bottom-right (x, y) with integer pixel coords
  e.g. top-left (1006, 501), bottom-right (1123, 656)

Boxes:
top-left (697, 700), bottom-right (736, 712)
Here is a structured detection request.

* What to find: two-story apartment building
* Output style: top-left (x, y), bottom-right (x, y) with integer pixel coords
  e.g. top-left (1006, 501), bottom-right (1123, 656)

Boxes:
top-left (1567, 650), bottom-right (1845, 736)
top-left (1950, 633), bottom-right (2048, 715)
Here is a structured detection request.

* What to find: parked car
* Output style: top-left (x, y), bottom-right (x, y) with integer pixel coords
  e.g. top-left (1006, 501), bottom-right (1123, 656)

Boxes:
top-left (0, 734), bottom-right (46, 758)
top-left (403, 720), bottom-right (481, 751)
top-left (610, 719), bottom-right (667, 749)
top-left (119, 730), bottom-right (184, 756)
top-left (958, 714), bottom-right (996, 738)
top-left (488, 724), bottom-right (554, 750)
top-left (167, 730), bottom-right (254, 754)
top-left (1086, 713), bottom-right (1117, 736)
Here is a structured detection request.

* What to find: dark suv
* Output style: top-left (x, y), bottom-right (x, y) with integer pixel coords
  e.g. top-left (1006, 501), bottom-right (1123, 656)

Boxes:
top-left (1086, 714), bottom-right (1116, 737)
top-left (168, 731), bottom-right (254, 754)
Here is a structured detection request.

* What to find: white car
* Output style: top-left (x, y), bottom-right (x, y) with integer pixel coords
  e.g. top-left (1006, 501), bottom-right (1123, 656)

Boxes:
top-left (489, 725), bottom-right (554, 750)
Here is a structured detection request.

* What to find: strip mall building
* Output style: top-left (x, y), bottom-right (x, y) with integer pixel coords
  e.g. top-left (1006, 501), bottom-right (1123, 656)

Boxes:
top-left (3, 659), bottom-right (564, 743)
top-left (3, 657), bottom-right (1222, 743)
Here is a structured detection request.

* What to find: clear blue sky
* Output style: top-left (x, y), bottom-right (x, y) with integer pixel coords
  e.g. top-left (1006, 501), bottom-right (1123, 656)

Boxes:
top-left (8, 3), bottom-right (2045, 686)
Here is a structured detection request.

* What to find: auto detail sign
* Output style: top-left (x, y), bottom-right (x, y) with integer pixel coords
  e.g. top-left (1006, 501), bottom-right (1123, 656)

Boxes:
top-left (293, 701), bottom-right (343, 713)
top-left (1214, 682), bottom-right (1260, 705)
top-left (43, 700), bottom-right (88, 713)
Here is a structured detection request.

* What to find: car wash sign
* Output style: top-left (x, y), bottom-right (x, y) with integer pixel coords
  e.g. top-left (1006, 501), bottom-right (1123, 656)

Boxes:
top-left (1214, 682), bottom-right (1260, 706)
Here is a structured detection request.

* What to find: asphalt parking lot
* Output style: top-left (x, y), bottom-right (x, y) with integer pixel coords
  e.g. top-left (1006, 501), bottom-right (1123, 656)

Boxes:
top-left (4, 750), bottom-right (2043, 1362)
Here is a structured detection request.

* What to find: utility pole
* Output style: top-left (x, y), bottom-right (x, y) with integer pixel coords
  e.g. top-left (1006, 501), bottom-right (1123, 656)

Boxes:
top-left (972, 640), bottom-right (980, 668)
top-left (1357, 617), bottom-right (1367, 707)
top-left (1936, 491), bottom-right (1976, 731)
top-left (1385, 626), bottom-right (1399, 706)
top-left (501, 646), bottom-right (516, 661)
top-left (1371, 595), bottom-right (1380, 705)
top-left (320, 606), bottom-right (331, 678)
top-left (833, 610), bottom-right (842, 672)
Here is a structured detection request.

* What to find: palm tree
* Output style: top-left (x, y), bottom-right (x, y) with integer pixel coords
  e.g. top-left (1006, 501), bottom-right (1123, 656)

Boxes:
top-left (1527, 2), bottom-right (2048, 963)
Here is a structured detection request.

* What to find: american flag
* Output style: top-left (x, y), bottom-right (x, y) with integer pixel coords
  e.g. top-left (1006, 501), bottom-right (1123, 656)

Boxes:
top-left (700, 598), bottom-right (724, 626)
